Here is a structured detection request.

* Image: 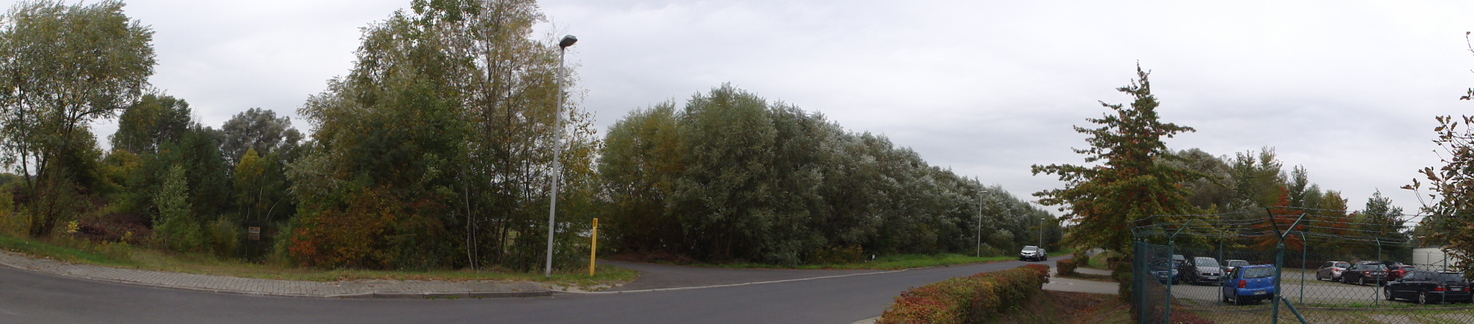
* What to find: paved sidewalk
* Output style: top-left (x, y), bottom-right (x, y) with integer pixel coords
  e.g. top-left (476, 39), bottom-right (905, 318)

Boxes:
top-left (0, 250), bottom-right (549, 298)
top-left (1045, 263), bottom-right (1119, 295)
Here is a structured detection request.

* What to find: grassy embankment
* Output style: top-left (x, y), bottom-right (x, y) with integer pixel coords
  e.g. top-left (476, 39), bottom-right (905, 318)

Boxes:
top-left (0, 234), bottom-right (636, 288)
top-left (1087, 250), bottom-right (1113, 269)
top-left (645, 250), bottom-right (1073, 270)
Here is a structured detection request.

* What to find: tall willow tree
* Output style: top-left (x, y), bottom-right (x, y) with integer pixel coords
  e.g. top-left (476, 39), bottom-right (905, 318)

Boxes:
top-left (0, 0), bottom-right (155, 236)
top-left (1032, 66), bottom-right (1202, 298)
top-left (601, 84), bottom-right (1061, 264)
top-left (600, 103), bottom-right (684, 254)
top-left (289, 0), bottom-right (595, 270)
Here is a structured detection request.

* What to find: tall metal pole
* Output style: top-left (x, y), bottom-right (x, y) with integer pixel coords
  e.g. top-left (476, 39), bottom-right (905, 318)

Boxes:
top-left (1038, 215), bottom-right (1044, 250)
top-left (545, 35), bottom-right (577, 277)
top-left (975, 177), bottom-right (982, 257)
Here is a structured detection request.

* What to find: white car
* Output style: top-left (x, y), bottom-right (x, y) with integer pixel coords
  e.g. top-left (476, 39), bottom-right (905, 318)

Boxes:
top-left (1019, 245), bottom-right (1047, 261)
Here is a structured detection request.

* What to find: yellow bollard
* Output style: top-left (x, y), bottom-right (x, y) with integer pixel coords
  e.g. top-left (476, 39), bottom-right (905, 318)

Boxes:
top-left (590, 218), bottom-right (598, 276)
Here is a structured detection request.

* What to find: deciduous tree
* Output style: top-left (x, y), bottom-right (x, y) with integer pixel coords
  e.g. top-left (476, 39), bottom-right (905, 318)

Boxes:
top-left (0, 0), bottom-right (155, 235)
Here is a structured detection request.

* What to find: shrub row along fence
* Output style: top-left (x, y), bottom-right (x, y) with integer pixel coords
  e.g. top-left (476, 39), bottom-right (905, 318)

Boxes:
top-left (877, 264), bottom-right (1050, 324)
top-left (1131, 207), bottom-right (1474, 324)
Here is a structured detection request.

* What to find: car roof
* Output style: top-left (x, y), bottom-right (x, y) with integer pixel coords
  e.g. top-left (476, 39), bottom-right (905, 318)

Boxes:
top-left (1241, 264), bottom-right (1274, 268)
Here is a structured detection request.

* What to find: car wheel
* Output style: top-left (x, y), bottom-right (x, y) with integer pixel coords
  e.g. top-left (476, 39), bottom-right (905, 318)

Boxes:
top-left (1384, 287), bottom-right (1394, 301)
top-left (1359, 277), bottom-right (1366, 286)
top-left (1419, 291), bottom-right (1429, 305)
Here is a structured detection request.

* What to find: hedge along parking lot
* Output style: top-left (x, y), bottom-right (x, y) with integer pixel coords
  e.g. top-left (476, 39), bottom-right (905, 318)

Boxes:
top-left (876, 264), bottom-right (1050, 324)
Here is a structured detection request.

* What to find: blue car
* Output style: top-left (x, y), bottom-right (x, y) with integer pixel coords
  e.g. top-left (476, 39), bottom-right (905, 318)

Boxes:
top-left (1153, 259), bottom-right (1182, 285)
top-left (1153, 267), bottom-right (1179, 285)
top-left (1221, 264), bottom-right (1277, 305)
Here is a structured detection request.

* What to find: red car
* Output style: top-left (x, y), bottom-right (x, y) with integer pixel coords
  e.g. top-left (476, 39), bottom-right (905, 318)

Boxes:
top-left (1387, 265), bottom-right (1416, 280)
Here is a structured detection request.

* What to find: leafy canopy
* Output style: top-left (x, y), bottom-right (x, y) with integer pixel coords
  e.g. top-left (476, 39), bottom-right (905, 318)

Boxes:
top-left (1032, 66), bottom-right (1202, 254)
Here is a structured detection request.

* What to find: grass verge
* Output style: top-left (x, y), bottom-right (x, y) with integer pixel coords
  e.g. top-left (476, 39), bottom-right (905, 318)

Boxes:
top-left (0, 233), bottom-right (636, 289)
top-left (1087, 250), bottom-right (1114, 269)
top-left (629, 250), bottom-right (1073, 270)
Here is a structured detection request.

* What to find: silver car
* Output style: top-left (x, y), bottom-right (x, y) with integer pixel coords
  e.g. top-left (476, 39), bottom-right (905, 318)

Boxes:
top-left (1019, 245), bottom-right (1047, 262)
top-left (1316, 261), bottom-right (1350, 282)
top-left (1180, 257), bottom-right (1223, 285)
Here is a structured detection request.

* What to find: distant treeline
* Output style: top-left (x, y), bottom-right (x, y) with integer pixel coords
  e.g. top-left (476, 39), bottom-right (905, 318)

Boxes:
top-left (601, 85), bottom-right (1059, 265)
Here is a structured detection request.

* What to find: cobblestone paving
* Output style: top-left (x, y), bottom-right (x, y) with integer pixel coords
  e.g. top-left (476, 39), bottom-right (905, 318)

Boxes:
top-left (0, 250), bottom-right (549, 298)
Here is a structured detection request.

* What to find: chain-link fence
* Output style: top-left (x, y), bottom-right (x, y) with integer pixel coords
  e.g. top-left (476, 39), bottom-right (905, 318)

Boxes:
top-left (1130, 208), bottom-right (1474, 324)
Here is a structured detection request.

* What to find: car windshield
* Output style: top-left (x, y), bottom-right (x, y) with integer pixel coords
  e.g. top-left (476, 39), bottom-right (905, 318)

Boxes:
top-left (1022, 246), bottom-right (1037, 252)
top-left (1335, 262), bottom-right (1349, 268)
top-left (1195, 258), bottom-right (1219, 267)
top-left (1244, 267), bottom-right (1275, 279)
top-left (1364, 264), bottom-right (1386, 270)
top-left (1228, 260), bottom-right (1248, 266)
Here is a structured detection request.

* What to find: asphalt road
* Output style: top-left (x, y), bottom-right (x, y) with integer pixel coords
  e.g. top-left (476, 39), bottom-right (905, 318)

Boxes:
top-left (0, 258), bottom-right (1062, 324)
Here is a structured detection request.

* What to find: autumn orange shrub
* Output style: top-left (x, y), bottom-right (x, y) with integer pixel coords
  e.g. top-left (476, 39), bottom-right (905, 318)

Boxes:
top-left (286, 187), bottom-right (449, 269)
top-left (877, 264), bottom-right (1049, 324)
top-left (1056, 257), bottom-right (1078, 276)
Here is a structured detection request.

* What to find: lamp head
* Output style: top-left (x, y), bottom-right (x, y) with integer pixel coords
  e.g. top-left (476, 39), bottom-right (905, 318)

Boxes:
top-left (559, 35), bottom-right (578, 49)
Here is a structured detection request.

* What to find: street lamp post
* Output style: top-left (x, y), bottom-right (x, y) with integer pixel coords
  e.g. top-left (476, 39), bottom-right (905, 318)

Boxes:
top-left (975, 177), bottom-right (982, 257)
top-left (545, 34), bottom-right (577, 277)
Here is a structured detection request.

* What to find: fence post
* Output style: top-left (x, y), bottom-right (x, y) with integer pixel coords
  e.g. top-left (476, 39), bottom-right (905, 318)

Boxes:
top-left (1137, 240), bottom-right (1148, 324)
top-left (1300, 231), bottom-right (1306, 305)
top-left (1274, 242), bottom-right (1283, 324)
top-left (1165, 238), bottom-right (1175, 323)
top-left (1265, 207), bottom-right (1307, 324)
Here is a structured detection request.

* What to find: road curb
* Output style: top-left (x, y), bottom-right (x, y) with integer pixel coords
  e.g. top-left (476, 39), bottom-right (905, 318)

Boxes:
top-left (564, 269), bottom-right (907, 294)
top-left (330, 291), bottom-right (554, 299)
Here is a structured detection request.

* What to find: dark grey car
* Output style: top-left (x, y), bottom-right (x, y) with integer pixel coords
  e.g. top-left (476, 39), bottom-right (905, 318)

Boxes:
top-left (1343, 261), bottom-right (1389, 286)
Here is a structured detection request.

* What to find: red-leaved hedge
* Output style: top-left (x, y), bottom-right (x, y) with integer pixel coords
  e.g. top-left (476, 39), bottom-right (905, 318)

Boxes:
top-left (876, 264), bottom-right (1050, 324)
top-left (1056, 257), bottom-right (1078, 276)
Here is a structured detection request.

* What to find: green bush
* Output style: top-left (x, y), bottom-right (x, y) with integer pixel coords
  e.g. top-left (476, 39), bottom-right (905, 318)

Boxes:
top-left (1114, 258), bottom-right (1133, 302)
top-left (1056, 257), bottom-right (1078, 276)
top-left (877, 264), bottom-right (1050, 324)
top-left (204, 216), bottom-right (239, 257)
top-left (153, 165), bottom-right (203, 252)
top-left (806, 245), bottom-right (863, 264)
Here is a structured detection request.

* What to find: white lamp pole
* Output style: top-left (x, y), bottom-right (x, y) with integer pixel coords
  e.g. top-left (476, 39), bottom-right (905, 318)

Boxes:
top-left (546, 34), bottom-right (577, 277)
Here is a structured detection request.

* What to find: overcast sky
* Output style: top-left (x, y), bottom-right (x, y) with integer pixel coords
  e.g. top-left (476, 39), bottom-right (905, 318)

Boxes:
top-left (41, 0), bottom-right (1474, 220)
